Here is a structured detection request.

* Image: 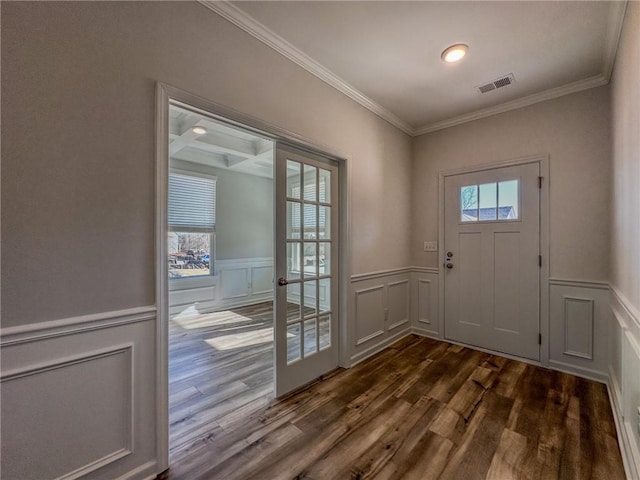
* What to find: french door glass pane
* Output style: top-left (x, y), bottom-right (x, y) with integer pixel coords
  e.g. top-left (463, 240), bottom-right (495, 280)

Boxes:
top-left (319, 242), bottom-right (330, 275)
top-left (319, 278), bottom-right (330, 313)
top-left (303, 164), bottom-right (317, 201)
top-left (287, 323), bottom-right (302, 364)
top-left (319, 168), bottom-right (331, 203)
top-left (287, 282), bottom-right (301, 323)
top-left (304, 280), bottom-right (318, 317)
top-left (287, 201), bottom-right (301, 239)
top-left (287, 242), bottom-right (301, 279)
top-left (304, 319), bottom-right (318, 356)
top-left (319, 314), bottom-right (331, 350)
top-left (303, 243), bottom-right (317, 276)
top-left (287, 160), bottom-right (301, 199)
top-left (303, 204), bottom-right (317, 239)
top-left (319, 206), bottom-right (331, 239)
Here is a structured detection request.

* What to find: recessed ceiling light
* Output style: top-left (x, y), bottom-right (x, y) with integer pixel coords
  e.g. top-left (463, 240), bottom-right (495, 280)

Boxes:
top-left (441, 44), bottom-right (469, 63)
top-left (191, 125), bottom-right (207, 135)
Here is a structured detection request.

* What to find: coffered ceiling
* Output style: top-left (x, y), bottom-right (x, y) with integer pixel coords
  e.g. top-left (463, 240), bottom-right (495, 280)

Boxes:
top-left (202, 1), bottom-right (627, 136)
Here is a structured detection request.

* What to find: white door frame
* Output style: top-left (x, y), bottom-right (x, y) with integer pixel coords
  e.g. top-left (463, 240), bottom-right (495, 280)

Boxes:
top-left (437, 154), bottom-right (550, 366)
top-left (154, 82), bottom-right (352, 473)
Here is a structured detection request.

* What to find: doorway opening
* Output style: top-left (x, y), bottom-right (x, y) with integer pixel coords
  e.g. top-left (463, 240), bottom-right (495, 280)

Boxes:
top-left (166, 103), bottom-right (276, 464)
top-left (156, 86), bottom-right (349, 472)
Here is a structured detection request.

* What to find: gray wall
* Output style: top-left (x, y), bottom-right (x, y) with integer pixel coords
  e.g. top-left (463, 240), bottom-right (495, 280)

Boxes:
top-left (170, 159), bottom-right (273, 261)
top-left (1, 1), bottom-right (412, 327)
top-left (611, 1), bottom-right (640, 312)
top-left (412, 86), bottom-right (612, 281)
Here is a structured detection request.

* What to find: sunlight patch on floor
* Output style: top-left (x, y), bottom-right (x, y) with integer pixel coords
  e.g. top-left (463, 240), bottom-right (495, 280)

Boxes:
top-left (172, 310), bottom-right (256, 329)
top-left (205, 327), bottom-right (274, 350)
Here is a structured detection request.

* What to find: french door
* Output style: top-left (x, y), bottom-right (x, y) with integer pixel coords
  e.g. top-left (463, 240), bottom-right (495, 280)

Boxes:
top-left (444, 162), bottom-right (540, 360)
top-left (274, 144), bottom-right (340, 396)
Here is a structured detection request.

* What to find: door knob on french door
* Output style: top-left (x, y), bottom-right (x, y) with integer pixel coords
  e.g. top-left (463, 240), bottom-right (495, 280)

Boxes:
top-left (278, 277), bottom-right (289, 286)
top-left (445, 263), bottom-right (454, 269)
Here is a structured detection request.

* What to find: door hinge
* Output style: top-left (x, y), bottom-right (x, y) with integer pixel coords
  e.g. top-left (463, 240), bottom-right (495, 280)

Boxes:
top-left (538, 333), bottom-right (542, 345)
top-left (538, 255), bottom-right (542, 267)
top-left (538, 176), bottom-right (543, 189)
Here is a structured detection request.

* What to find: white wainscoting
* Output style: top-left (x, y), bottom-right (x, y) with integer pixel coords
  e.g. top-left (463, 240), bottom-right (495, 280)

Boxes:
top-left (0, 308), bottom-right (158, 480)
top-left (548, 278), bottom-right (610, 382)
top-left (169, 257), bottom-right (273, 315)
top-left (410, 267), bottom-right (440, 338)
top-left (350, 268), bottom-right (412, 365)
top-left (609, 286), bottom-right (640, 480)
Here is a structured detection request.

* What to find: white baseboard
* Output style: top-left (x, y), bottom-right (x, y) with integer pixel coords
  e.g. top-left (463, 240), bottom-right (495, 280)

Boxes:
top-left (349, 327), bottom-right (411, 366)
top-left (608, 371), bottom-right (640, 480)
top-left (547, 359), bottom-right (609, 384)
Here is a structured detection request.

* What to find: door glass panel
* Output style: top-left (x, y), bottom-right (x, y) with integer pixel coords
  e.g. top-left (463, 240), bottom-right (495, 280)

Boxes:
top-left (303, 204), bottom-right (317, 239)
top-left (287, 201), bottom-right (301, 239)
top-left (287, 242), bottom-right (301, 279)
top-left (303, 164), bottom-right (317, 201)
top-left (319, 206), bottom-right (331, 239)
top-left (319, 168), bottom-right (331, 203)
top-left (479, 182), bottom-right (497, 220)
top-left (287, 282), bottom-right (301, 323)
top-left (303, 243), bottom-right (317, 276)
top-left (319, 278), bottom-right (330, 313)
top-left (498, 180), bottom-right (519, 219)
top-left (461, 185), bottom-right (478, 221)
top-left (304, 319), bottom-right (318, 356)
top-left (287, 161), bottom-right (301, 199)
top-left (319, 314), bottom-right (331, 350)
top-left (287, 323), bottom-right (302, 364)
top-left (304, 280), bottom-right (318, 317)
top-left (319, 242), bottom-right (330, 276)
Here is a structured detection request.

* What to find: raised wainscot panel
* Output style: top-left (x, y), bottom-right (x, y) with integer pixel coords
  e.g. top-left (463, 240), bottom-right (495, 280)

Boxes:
top-left (563, 297), bottom-right (594, 359)
top-left (0, 311), bottom-right (157, 480)
top-left (387, 280), bottom-right (409, 331)
top-left (2, 347), bottom-right (133, 480)
top-left (412, 270), bottom-right (440, 337)
top-left (355, 285), bottom-right (385, 346)
top-left (221, 268), bottom-right (250, 299)
top-left (251, 266), bottom-right (273, 295)
top-left (549, 281), bottom-right (609, 381)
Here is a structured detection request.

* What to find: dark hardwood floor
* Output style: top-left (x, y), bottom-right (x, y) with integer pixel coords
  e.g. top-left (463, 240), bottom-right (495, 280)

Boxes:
top-left (167, 304), bottom-right (625, 480)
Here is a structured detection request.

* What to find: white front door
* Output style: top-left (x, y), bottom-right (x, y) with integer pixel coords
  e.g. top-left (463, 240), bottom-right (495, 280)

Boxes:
top-left (274, 144), bottom-right (340, 396)
top-left (444, 162), bottom-right (540, 360)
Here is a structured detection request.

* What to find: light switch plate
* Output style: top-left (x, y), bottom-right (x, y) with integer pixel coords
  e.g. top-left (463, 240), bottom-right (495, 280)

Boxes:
top-left (423, 241), bottom-right (437, 252)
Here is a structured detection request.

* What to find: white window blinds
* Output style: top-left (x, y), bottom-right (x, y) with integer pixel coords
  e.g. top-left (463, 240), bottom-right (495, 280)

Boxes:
top-left (168, 172), bottom-right (216, 230)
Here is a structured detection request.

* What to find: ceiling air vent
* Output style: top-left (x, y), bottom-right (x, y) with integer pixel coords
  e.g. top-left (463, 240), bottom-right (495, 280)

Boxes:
top-left (476, 73), bottom-right (516, 94)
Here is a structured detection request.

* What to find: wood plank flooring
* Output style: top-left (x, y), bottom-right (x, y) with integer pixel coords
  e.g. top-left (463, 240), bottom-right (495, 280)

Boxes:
top-left (167, 306), bottom-right (625, 480)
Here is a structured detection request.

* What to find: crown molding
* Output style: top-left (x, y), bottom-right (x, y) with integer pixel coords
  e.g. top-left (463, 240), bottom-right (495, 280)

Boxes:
top-left (603, 0), bottom-right (628, 82)
top-left (200, 1), bottom-right (626, 138)
top-left (199, 0), bottom-right (414, 135)
top-left (413, 74), bottom-right (609, 136)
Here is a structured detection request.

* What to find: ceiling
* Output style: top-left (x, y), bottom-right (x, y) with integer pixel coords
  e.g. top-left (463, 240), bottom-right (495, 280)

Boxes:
top-left (170, 105), bottom-right (275, 178)
top-left (203, 1), bottom-right (627, 135)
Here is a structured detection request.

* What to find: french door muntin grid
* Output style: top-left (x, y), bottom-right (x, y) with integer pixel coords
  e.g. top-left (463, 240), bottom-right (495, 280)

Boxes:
top-left (286, 159), bottom-right (332, 364)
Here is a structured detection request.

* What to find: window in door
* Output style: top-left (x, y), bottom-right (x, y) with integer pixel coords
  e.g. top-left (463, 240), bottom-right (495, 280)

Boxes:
top-left (168, 170), bottom-right (217, 279)
top-left (460, 179), bottom-right (519, 222)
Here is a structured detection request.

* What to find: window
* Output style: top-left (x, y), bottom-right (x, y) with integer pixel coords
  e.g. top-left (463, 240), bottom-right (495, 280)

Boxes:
top-left (168, 170), bottom-right (216, 279)
top-left (461, 179), bottom-right (519, 222)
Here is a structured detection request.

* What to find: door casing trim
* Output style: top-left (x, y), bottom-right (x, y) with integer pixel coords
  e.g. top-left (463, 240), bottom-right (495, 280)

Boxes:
top-left (155, 82), bottom-right (352, 473)
top-left (437, 154), bottom-right (550, 366)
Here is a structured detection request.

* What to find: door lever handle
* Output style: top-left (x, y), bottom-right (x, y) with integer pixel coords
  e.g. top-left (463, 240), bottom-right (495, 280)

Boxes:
top-left (278, 277), bottom-right (289, 286)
